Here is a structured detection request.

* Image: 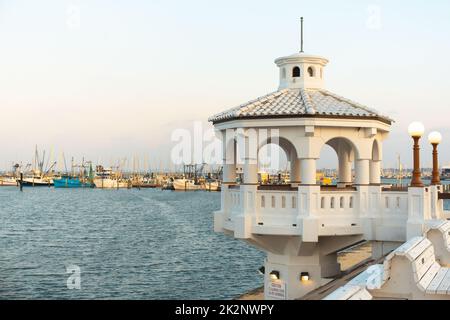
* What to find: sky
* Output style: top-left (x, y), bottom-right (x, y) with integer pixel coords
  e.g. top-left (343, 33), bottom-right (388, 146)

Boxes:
top-left (0, 0), bottom-right (449, 171)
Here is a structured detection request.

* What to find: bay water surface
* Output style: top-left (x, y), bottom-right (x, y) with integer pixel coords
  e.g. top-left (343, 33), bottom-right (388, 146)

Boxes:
top-left (0, 188), bottom-right (264, 299)
top-left (0, 185), bottom-right (448, 299)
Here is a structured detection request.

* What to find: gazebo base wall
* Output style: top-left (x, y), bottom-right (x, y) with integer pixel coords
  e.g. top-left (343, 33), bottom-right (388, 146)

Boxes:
top-left (214, 184), bottom-right (447, 299)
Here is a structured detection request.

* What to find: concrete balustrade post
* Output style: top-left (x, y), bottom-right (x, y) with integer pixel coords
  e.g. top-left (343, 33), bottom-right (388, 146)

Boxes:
top-left (235, 134), bottom-right (258, 239)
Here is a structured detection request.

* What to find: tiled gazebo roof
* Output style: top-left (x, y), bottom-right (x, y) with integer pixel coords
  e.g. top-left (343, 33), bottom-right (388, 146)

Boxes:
top-left (209, 88), bottom-right (392, 124)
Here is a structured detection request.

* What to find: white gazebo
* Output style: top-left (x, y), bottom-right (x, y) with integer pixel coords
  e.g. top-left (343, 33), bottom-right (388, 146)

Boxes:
top-left (209, 44), bottom-right (448, 300)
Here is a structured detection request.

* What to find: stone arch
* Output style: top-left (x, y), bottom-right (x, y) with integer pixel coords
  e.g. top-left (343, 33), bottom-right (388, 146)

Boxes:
top-left (258, 136), bottom-right (298, 160)
top-left (372, 139), bottom-right (381, 161)
top-left (323, 137), bottom-right (359, 160)
top-left (258, 135), bottom-right (299, 184)
top-left (292, 66), bottom-right (301, 78)
top-left (223, 133), bottom-right (238, 164)
top-left (319, 137), bottom-right (360, 186)
top-left (370, 139), bottom-right (382, 184)
top-left (222, 133), bottom-right (239, 183)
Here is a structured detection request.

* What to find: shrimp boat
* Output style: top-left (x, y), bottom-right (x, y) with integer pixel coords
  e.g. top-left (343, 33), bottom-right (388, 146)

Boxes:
top-left (21, 174), bottom-right (53, 187)
top-left (171, 175), bottom-right (221, 191)
top-left (20, 146), bottom-right (57, 187)
top-left (172, 178), bottom-right (204, 191)
top-left (54, 162), bottom-right (95, 188)
top-left (204, 179), bottom-right (221, 191)
top-left (0, 176), bottom-right (18, 186)
top-left (93, 166), bottom-right (129, 189)
top-left (53, 176), bottom-right (94, 188)
top-left (132, 175), bottom-right (160, 188)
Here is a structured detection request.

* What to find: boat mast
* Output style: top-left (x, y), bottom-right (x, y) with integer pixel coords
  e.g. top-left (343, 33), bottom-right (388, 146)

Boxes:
top-left (62, 152), bottom-right (68, 174)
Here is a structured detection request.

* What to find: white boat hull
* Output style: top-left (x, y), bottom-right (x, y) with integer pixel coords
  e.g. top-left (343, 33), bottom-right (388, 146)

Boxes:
top-left (173, 179), bottom-right (203, 191)
top-left (21, 177), bottom-right (53, 186)
top-left (204, 181), bottom-right (220, 191)
top-left (0, 178), bottom-right (18, 186)
top-left (94, 178), bottom-right (129, 189)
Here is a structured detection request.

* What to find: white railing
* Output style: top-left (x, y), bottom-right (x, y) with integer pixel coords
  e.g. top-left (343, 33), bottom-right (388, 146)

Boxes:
top-left (229, 189), bottom-right (241, 218)
top-left (256, 190), bottom-right (298, 227)
top-left (380, 192), bottom-right (409, 217)
top-left (318, 191), bottom-right (358, 217)
top-left (223, 186), bottom-right (415, 235)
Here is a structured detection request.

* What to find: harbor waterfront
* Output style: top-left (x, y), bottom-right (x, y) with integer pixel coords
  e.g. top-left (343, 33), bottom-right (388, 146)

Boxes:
top-left (0, 188), bottom-right (264, 300)
top-left (1, 1), bottom-right (450, 305)
top-left (0, 181), bottom-right (448, 300)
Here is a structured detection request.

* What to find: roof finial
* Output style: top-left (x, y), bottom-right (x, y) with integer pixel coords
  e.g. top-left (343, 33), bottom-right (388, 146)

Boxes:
top-left (300, 17), bottom-right (304, 53)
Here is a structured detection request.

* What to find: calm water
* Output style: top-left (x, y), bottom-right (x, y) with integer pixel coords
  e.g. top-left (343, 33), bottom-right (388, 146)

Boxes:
top-left (0, 188), bottom-right (264, 300)
top-left (0, 186), bottom-right (448, 300)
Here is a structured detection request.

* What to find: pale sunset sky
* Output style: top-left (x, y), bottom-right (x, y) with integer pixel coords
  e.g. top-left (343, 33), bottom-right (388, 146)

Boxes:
top-left (0, 0), bottom-right (449, 170)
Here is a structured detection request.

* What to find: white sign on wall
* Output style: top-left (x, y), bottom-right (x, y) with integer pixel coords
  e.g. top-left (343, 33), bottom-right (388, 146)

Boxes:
top-left (267, 280), bottom-right (287, 300)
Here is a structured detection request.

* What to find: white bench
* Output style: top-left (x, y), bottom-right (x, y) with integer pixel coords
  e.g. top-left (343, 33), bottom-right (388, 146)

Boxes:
top-left (426, 221), bottom-right (450, 266)
top-left (323, 285), bottom-right (372, 300)
top-left (325, 236), bottom-right (450, 300)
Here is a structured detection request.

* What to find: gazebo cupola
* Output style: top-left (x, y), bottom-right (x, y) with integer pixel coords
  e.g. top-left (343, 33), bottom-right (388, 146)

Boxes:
top-left (275, 53), bottom-right (329, 90)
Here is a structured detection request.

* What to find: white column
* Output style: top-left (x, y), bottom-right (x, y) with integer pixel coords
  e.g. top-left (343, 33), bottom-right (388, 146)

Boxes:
top-left (355, 159), bottom-right (370, 185)
top-left (243, 162), bottom-right (258, 184)
top-left (300, 159), bottom-right (317, 185)
top-left (337, 148), bottom-right (352, 185)
top-left (235, 134), bottom-right (258, 239)
top-left (220, 163), bottom-right (236, 218)
top-left (290, 158), bottom-right (301, 184)
top-left (242, 133), bottom-right (258, 185)
top-left (369, 160), bottom-right (381, 185)
top-left (222, 164), bottom-right (236, 184)
top-left (338, 160), bottom-right (352, 185)
top-left (218, 136), bottom-right (236, 230)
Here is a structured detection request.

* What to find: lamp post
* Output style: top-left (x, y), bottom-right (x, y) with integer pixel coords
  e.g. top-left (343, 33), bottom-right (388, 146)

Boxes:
top-left (408, 122), bottom-right (425, 188)
top-left (428, 131), bottom-right (442, 185)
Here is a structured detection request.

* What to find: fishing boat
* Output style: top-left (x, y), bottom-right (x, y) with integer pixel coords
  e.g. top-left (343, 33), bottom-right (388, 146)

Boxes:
top-left (133, 175), bottom-right (159, 188)
top-left (93, 166), bottom-right (129, 189)
top-left (161, 177), bottom-right (175, 190)
top-left (0, 176), bottom-right (18, 186)
top-left (54, 162), bottom-right (95, 188)
top-left (172, 178), bottom-right (204, 191)
top-left (53, 176), bottom-right (93, 188)
top-left (20, 146), bottom-right (57, 187)
top-left (204, 179), bottom-right (220, 191)
top-left (21, 174), bottom-right (53, 187)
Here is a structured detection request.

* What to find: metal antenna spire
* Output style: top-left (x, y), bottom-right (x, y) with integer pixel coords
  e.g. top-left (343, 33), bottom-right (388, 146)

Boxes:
top-left (300, 17), bottom-right (304, 53)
